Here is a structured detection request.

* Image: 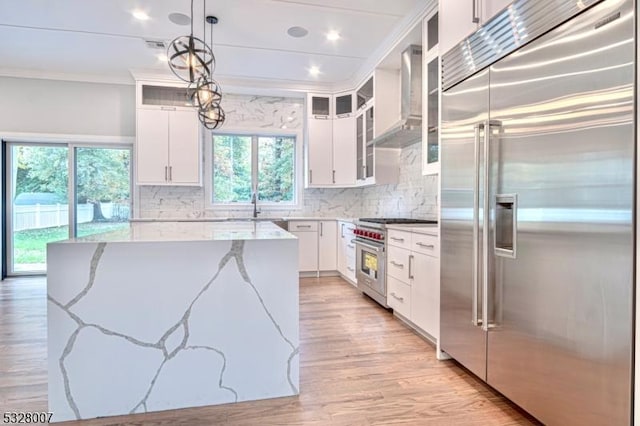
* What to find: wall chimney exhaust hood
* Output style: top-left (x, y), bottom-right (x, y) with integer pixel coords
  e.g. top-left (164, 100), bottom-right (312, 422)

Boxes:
top-left (371, 45), bottom-right (422, 148)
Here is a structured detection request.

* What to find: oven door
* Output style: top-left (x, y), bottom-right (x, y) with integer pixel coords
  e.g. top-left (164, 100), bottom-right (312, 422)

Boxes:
top-left (355, 238), bottom-right (386, 300)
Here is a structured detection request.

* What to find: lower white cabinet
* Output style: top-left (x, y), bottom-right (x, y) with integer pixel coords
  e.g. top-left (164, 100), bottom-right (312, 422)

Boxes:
top-left (318, 220), bottom-right (337, 271)
top-left (289, 220), bottom-right (338, 273)
top-left (289, 221), bottom-right (319, 272)
top-left (337, 221), bottom-right (356, 284)
top-left (386, 229), bottom-right (440, 341)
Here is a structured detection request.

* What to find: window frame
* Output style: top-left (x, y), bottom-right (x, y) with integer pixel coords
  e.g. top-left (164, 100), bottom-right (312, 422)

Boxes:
top-left (205, 127), bottom-right (303, 210)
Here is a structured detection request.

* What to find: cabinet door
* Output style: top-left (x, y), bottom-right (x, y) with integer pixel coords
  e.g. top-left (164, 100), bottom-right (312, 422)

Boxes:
top-left (334, 93), bottom-right (353, 117)
top-left (308, 94), bottom-right (331, 118)
top-left (332, 115), bottom-right (356, 185)
top-left (439, 0), bottom-right (479, 55)
top-left (356, 113), bottom-right (365, 180)
top-left (136, 109), bottom-right (169, 185)
top-left (307, 118), bottom-right (333, 185)
top-left (411, 251), bottom-right (439, 339)
top-left (291, 230), bottom-right (318, 272)
top-left (365, 106), bottom-right (374, 179)
top-left (168, 110), bottom-right (201, 185)
top-left (318, 221), bottom-right (337, 271)
top-left (483, 0), bottom-right (511, 23)
top-left (337, 222), bottom-right (348, 275)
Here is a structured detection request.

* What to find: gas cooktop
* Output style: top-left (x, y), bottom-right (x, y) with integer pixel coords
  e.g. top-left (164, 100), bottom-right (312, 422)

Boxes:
top-left (359, 218), bottom-right (438, 225)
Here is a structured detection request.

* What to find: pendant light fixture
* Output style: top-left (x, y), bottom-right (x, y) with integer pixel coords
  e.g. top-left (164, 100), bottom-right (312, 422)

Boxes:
top-left (168, 0), bottom-right (225, 129)
top-left (197, 12), bottom-right (225, 129)
top-left (167, 0), bottom-right (214, 83)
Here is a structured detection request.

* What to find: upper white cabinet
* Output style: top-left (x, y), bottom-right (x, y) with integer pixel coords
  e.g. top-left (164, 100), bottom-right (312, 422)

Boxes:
top-left (439, 0), bottom-right (512, 56)
top-left (354, 70), bottom-right (400, 187)
top-left (422, 11), bottom-right (440, 176)
top-left (135, 81), bottom-right (202, 186)
top-left (306, 92), bottom-right (357, 188)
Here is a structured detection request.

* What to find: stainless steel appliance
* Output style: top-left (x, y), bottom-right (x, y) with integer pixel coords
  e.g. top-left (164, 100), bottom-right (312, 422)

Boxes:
top-left (354, 218), bottom-right (437, 307)
top-left (440, 0), bottom-right (634, 424)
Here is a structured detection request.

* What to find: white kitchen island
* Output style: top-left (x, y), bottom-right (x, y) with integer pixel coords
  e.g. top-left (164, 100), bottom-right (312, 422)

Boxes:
top-left (46, 221), bottom-right (299, 423)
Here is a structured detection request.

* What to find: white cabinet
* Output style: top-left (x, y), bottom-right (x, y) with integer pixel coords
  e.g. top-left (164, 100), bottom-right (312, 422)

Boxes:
top-left (135, 81), bottom-right (202, 186)
top-left (354, 70), bottom-right (400, 187)
top-left (411, 251), bottom-right (439, 340)
top-left (386, 228), bottom-right (440, 341)
top-left (439, 0), bottom-right (512, 55)
top-left (306, 92), bottom-right (357, 187)
top-left (332, 115), bottom-right (356, 185)
top-left (307, 118), bottom-right (333, 185)
top-left (318, 221), bottom-right (337, 271)
top-left (289, 221), bottom-right (319, 272)
top-left (337, 221), bottom-right (356, 284)
top-left (136, 108), bottom-right (201, 185)
top-left (423, 11), bottom-right (440, 176)
top-left (289, 220), bottom-right (339, 273)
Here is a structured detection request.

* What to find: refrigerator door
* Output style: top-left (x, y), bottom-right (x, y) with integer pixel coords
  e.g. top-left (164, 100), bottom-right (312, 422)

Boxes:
top-left (440, 69), bottom-right (490, 380)
top-left (486, 0), bottom-right (634, 424)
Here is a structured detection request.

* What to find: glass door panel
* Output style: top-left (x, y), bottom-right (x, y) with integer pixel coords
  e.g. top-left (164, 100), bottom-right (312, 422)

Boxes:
top-left (9, 144), bottom-right (69, 273)
top-left (74, 147), bottom-right (131, 238)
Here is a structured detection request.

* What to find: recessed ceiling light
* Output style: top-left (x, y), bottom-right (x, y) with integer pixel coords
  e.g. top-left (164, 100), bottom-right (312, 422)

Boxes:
top-left (309, 66), bottom-right (320, 76)
top-left (287, 26), bottom-right (309, 38)
top-left (326, 31), bottom-right (340, 41)
top-left (156, 53), bottom-right (168, 61)
top-left (168, 12), bottom-right (191, 26)
top-left (281, 124), bottom-right (288, 129)
top-left (132, 10), bottom-right (150, 21)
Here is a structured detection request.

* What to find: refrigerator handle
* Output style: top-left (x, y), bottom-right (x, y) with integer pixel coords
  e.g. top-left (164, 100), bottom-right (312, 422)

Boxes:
top-left (472, 123), bottom-right (483, 326)
top-left (482, 120), bottom-right (502, 332)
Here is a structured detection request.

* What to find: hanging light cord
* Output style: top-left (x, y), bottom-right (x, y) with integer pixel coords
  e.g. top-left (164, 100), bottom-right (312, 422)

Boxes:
top-left (190, 0), bottom-right (194, 37)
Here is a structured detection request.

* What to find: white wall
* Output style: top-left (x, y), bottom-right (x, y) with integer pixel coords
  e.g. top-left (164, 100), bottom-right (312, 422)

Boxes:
top-left (0, 76), bottom-right (135, 137)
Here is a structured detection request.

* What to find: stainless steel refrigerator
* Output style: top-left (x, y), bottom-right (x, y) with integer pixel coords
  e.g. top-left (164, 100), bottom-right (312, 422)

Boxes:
top-left (440, 0), bottom-right (634, 424)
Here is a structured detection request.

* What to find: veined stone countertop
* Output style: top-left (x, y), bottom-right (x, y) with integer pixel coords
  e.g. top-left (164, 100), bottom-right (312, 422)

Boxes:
top-left (385, 223), bottom-right (439, 236)
top-left (54, 221), bottom-right (296, 244)
top-left (130, 217), bottom-right (358, 223)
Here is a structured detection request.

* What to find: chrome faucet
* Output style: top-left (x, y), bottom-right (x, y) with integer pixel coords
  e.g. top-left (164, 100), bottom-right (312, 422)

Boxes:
top-left (251, 192), bottom-right (261, 218)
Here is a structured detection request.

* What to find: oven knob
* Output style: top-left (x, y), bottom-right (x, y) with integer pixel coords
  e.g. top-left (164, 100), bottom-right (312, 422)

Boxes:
top-left (375, 233), bottom-right (382, 240)
top-left (366, 231), bottom-right (373, 238)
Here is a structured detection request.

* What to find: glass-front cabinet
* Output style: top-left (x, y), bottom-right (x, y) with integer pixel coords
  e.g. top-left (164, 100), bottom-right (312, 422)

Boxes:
top-left (422, 11), bottom-right (440, 175)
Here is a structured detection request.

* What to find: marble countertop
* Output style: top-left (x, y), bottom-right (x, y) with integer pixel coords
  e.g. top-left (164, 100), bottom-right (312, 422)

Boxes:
top-left (385, 223), bottom-right (439, 236)
top-left (53, 221), bottom-right (296, 244)
top-left (130, 217), bottom-right (357, 223)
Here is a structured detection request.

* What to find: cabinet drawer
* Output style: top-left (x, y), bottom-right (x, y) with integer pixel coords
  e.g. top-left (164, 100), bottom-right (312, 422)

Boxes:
top-left (387, 276), bottom-right (411, 318)
top-left (411, 232), bottom-right (438, 257)
top-left (387, 229), bottom-right (412, 250)
top-left (387, 245), bottom-right (410, 282)
top-left (288, 221), bottom-right (318, 232)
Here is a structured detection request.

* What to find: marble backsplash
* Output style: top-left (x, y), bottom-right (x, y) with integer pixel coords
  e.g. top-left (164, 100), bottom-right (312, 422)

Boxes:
top-left (136, 94), bottom-right (437, 220)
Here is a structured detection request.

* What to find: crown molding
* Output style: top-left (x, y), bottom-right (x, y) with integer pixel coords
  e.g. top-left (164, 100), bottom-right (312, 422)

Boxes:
top-left (0, 67), bottom-right (135, 85)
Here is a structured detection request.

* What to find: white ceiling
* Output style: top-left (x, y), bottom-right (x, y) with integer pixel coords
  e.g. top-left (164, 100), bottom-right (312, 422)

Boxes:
top-left (0, 0), bottom-right (429, 91)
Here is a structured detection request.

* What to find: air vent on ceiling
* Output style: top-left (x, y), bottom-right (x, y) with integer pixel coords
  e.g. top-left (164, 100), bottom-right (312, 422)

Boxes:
top-left (144, 39), bottom-right (167, 50)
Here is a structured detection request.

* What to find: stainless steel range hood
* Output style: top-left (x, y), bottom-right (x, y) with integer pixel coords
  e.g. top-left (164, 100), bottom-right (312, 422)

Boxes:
top-left (372, 45), bottom-right (422, 148)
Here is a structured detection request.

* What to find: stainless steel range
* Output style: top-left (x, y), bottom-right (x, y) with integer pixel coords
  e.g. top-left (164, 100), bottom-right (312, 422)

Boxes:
top-left (354, 218), bottom-right (437, 307)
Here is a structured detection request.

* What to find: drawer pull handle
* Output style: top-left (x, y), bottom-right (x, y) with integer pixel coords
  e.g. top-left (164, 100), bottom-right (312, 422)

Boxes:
top-left (347, 266), bottom-right (355, 272)
top-left (297, 225), bottom-right (312, 229)
top-left (390, 292), bottom-right (404, 302)
top-left (390, 237), bottom-right (405, 242)
top-left (390, 261), bottom-right (404, 268)
top-left (416, 242), bottom-right (435, 248)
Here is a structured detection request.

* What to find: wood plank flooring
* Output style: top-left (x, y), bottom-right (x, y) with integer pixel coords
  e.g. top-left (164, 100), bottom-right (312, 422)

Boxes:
top-left (0, 276), bottom-right (538, 425)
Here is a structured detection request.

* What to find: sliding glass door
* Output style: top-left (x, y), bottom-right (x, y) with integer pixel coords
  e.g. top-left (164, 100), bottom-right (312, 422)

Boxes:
top-left (8, 144), bottom-right (69, 273)
top-left (74, 147), bottom-right (131, 238)
top-left (6, 143), bottom-right (131, 275)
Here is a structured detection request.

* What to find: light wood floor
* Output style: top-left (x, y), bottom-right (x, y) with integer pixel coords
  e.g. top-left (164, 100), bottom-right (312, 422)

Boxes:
top-left (0, 276), bottom-right (538, 425)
